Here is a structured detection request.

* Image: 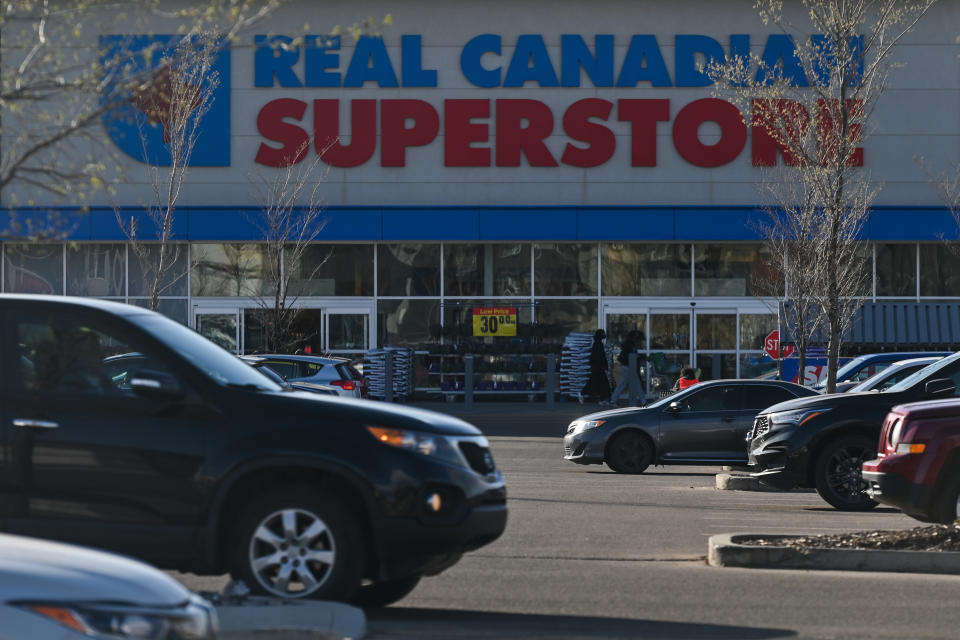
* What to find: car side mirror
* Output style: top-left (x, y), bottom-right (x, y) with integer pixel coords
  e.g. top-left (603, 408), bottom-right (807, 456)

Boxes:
top-left (667, 401), bottom-right (683, 413)
top-left (924, 378), bottom-right (955, 397)
top-left (130, 370), bottom-right (184, 400)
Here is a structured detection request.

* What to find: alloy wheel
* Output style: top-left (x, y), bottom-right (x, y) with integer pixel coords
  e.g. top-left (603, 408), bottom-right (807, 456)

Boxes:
top-left (248, 508), bottom-right (336, 598)
top-left (825, 446), bottom-right (874, 500)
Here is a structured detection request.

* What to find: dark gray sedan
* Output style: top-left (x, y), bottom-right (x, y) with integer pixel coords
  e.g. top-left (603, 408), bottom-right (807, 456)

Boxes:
top-left (563, 380), bottom-right (819, 473)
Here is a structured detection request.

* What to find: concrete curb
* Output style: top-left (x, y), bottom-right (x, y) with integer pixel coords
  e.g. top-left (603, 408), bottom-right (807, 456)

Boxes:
top-left (715, 473), bottom-right (761, 491)
top-left (216, 598), bottom-right (366, 640)
top-left (708, 533), bottom-right (960, 574)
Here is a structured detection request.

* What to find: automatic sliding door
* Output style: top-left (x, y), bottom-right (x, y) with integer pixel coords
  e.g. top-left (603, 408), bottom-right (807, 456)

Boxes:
top-left (195, 309), bottom-right (241, 353)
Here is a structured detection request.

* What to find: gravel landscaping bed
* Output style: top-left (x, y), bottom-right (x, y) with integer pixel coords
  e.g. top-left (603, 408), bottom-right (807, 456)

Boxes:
top-left (746, 523), bottom-right (960, 551)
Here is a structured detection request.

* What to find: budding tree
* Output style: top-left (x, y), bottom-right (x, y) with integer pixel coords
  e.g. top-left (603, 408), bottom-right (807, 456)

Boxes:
top-left (1, 0), bottom-right (279, 238)
top-left (709, 0), bottom-right (935, 392)
top-left (118, 32), bottom-right (221, 310)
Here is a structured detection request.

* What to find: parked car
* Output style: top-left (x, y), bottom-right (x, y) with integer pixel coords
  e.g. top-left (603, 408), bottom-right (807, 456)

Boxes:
top-left (863, 399), bottom-right (960, 523)
top-left (0, 533), bottom-right (217, 638)
top-left (246, 354), bottom-right (366, 398)
top-left (812, 351), bottom-right (951, 392)
top-left (564, 380), bottom-right (818, 473)
top-left (243, 356), bottom-right (337, 394)
top-left (839, 356), bottom-right (943, 393)
top-left (748, 351), bottom-right (960, 511)
top-left (0, 295), bottom-right (506, 606)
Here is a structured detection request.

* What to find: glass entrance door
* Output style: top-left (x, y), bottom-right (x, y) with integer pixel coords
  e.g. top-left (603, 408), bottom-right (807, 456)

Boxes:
top-left (325, 310), bottom-right (370, 354)
top-left (604, 303), bottom-right (772, 386)
top-left (195, 308), bottom-right (240, 353)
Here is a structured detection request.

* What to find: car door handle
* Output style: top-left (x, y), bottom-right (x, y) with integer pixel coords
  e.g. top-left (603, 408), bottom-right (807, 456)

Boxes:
top-left (721, 417), bottom-right (736, 423)
top-left (12, 418), bottom-right (59, 430)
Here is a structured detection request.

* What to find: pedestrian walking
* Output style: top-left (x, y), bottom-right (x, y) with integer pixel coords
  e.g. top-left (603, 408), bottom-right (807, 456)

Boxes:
top-left (603, 330), bottom-right (641, 406)
top-left (581, 329), bottom-right (611, 402)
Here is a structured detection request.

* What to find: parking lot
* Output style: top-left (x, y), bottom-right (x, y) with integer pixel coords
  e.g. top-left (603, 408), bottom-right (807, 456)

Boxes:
top-left (177, 404), bottom-right (960, 638)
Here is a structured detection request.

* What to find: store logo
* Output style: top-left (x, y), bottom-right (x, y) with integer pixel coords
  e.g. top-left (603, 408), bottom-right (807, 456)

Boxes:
top-left (100, 35), bottom-right (231, 166)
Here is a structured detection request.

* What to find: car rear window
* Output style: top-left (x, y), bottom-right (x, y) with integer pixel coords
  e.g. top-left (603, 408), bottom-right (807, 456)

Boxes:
top-left (339, 364), bottom-right (363, 380)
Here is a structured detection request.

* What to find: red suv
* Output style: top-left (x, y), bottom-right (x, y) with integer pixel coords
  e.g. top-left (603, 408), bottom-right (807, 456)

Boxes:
top-left (863, 399), bottom-right (960, 523)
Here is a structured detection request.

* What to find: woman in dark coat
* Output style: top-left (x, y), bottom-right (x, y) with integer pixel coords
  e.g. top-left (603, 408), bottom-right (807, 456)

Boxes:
top-left (582, 329), bottom-right (611, 402)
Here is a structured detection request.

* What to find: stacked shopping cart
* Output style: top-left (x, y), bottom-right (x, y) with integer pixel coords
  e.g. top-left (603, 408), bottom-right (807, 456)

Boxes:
top-left (365, 347), bottom-right (415, 401)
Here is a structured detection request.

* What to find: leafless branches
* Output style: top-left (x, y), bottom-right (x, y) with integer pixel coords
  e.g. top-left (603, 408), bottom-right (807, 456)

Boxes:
top-left (709, 0), bottom-right (935, 391)
top-left (118, 32), bottom-right (220, 310)
top-left (247, 140), bottom-right (330, 352)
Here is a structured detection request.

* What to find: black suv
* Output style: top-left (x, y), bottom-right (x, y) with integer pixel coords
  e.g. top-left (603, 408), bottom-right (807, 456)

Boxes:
top-left (0, 295), bottom-right (507, 606)
top-left (748, 350), bottom-right (960, 510)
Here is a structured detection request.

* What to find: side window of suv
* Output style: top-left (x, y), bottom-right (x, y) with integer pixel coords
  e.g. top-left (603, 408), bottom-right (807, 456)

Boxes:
top-left (263, 360), bottom-right (297, 379)
top-left (15, 312), bottom-right (169, 395)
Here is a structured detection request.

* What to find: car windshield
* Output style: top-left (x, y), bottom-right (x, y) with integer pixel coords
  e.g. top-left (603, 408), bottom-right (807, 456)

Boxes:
top-left (129, 314), bottom-right (283, 391)
top-left (645, 387), bottom-right (695, 409)
top-left (832, 356), bottom-right (869, 382)
top-left (885, 351), bottom-right (960, 393)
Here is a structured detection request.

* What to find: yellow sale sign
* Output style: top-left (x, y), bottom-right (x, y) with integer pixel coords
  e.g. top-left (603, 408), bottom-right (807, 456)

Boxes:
top-left (473, 307), bottom-right (517, 337)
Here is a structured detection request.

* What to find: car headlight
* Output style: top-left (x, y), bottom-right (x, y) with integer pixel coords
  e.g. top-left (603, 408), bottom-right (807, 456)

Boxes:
top-left (367, 426), bottom-right (464, 467)
top-left (580, 420), bottom-right (606, 431)
top-left (567, 420), bottom-right (606, 434)
top-left (22, 596), bottom-right (216, 639)
top-left (769, 408), bottom-right (831, 427)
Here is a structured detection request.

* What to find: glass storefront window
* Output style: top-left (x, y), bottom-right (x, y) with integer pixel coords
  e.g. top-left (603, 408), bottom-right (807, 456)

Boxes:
top-left (67, 244), bottom-right (125, 297)
top-left (602, 244), bottom-right (692, 296)
top-left (876, 244), bottom-right (916, 297)
top-left (740, 353), bottom-right (778, 379)
top-left (534, 299), bottom-right (598, 339)
top-left (694, 244), bottom-right (771, 297)
top-left (129, 244), bottom-right (189, 297)
top-left (4, 244), bottom-right (63, 294)
top-left (697, 353), bottom-right (737, 381)
top-left (288, 245), bottom-right (373, 296)
top-left (191, 244), bottom-right (265, 297)
top-left (650, 313), bottom-right (690, 350)
top-left (696, 313), bottom-right (736, 350)
top-left (920, 245), bottom-right (960, 297)
top-left (378, 299), bottom-right (439, 346)
top-left (129, 298), bottom-right (189, 325)
top-left (739, 314), bottom-right (778, 351)
top-left (378, 244), bottom-right (440, 296)
top-left (443, 244), bottom-right (530, 297)
top-left (442, 300), bottom-right (534, 343)
top-left (534, 244), bottom-right (597, 296)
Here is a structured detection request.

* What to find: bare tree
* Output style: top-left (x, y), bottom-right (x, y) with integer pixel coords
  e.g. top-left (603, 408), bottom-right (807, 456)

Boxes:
top-left (117, 32), bottom-right (220, 310)
top-left (751, 173), bottom-right (823, 384)
top-left (1, 1), bottom-right (279, 235)
top-left (709, 0), bottom-right (935, 392)
top-left (247, 141), bottom-right (329, 353)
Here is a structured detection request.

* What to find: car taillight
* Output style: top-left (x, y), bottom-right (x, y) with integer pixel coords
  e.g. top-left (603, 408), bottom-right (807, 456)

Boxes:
top-left (331, 380), bottom-right (356, 391)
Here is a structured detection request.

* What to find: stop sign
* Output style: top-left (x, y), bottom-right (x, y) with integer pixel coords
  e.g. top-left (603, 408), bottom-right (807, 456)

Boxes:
top-left (765, 330), bottom-right (795, 360)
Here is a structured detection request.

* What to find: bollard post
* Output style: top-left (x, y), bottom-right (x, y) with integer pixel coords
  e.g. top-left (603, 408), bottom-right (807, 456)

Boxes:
top-left (383, 351), bottom-right (394, 403)
top-left (628, 352), bottom-right (639, 406)
top-left (546, 352), bottom-right (556, 409)
top-left (464, 354), bottom-right (474, 411)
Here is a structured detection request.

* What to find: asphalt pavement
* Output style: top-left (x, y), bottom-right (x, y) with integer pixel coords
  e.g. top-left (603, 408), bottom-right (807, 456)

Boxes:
top-left (173, 398), bottom-right (960, 639)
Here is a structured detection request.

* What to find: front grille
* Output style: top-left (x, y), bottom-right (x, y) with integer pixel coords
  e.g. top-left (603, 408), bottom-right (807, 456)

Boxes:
top-left (459, 442), bottom-right (496, 475)
top-left (753, 416), bottom-right (770, 439)
top-left (563, 444), bottom-right (573, 456)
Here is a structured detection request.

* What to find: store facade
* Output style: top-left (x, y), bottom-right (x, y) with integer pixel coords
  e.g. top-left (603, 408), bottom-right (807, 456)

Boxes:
top-left (4, 0), bottom-right (960, 381)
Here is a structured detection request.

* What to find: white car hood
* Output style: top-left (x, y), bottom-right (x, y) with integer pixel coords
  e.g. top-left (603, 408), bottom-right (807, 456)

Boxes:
top-left (0, 534), bottom-right (191, 605)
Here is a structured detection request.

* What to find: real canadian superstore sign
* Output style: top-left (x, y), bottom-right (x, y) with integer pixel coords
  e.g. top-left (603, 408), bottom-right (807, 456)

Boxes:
top-left (253, 33), bottom-right (865, 170)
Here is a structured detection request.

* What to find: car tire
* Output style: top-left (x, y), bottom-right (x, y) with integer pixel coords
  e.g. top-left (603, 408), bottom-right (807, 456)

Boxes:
top-left (932, 472), bottom-right (960, 524)
top-left (229, 486), bottom-right (364, 601)
top-left (605, 430), bottom-right (653, 474)
top-left (350, 574), bottom-right (422, 608)
top-left (814, 435), bottom-right (879, 511)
